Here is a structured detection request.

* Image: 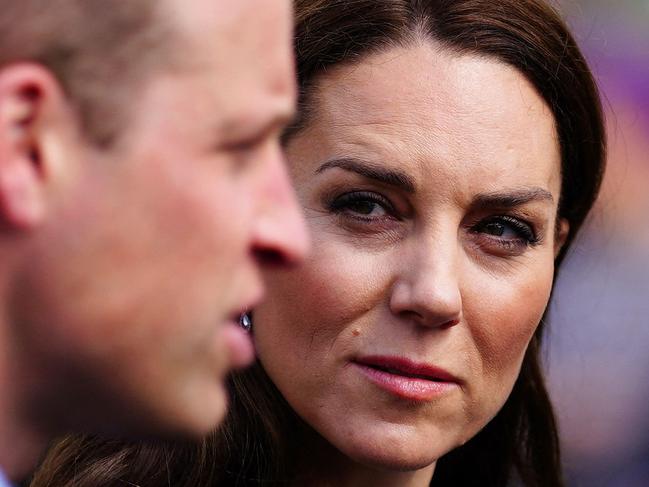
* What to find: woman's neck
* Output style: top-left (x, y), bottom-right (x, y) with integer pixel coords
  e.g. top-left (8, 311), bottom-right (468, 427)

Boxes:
top-left (291, 425), bottom-right (436, 487)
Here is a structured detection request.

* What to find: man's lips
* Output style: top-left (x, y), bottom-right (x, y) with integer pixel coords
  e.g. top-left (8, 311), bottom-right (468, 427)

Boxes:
top-left (221, 321), bottom-right (254, 368)
top-left (352, 355), bottom-right (460, 401)
top-left (223, 290), bottom-right (263, 369)
top-left (230, 287), bottom-right (264, 322)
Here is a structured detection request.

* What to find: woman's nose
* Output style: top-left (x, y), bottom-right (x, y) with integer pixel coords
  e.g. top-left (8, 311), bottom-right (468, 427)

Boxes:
top-left (388, 234), bottom-right (462, 329)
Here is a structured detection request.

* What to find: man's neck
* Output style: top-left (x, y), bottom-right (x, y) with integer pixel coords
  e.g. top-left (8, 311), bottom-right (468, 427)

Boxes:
top-left (0, 404), bottom-right (48, 482)
top-left (0, 280), bottom-right (49, 483)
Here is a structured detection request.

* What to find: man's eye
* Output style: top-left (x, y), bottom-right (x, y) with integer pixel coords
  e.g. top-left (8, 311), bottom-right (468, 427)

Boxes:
top-left (224, 138), bottom-right (260, 154)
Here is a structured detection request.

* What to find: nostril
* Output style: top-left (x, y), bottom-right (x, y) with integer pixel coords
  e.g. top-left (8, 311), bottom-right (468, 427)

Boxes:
top-left (398, 310), bottom-right (424, 322)
top-left (253, 248), bottom-right (288, 268)
top-left (439, 319), bottom-right (460, 330)
top-left (396, 310), bottom-right (460, 329)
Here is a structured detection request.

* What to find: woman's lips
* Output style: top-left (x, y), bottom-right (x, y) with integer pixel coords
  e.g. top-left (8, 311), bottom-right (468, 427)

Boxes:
top-left (352, 355), bottom-right (459, 401)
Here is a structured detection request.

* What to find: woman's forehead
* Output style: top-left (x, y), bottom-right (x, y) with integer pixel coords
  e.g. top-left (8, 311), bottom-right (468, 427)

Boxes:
top-left (294, 43), bottom-right (562, 199)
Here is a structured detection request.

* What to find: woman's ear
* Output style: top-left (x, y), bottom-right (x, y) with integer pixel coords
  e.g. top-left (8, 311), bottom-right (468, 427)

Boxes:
top-left (554, 217), bottom-right (570, 258)
top-left (0, 63), bottom-right (74, 231)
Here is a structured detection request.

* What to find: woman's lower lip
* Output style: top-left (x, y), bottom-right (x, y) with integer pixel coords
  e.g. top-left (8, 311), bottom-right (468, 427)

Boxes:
top-left (353, 363), bottom-right (457, 401)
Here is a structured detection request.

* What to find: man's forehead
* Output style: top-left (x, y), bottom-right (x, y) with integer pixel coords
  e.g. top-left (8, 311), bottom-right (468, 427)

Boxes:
top-left (161, 0), bottom-right (293, 78)
top-left (154, 0), bottom-right (296, 134)
top-left (163, 0), bottom-right (291, 44)
top-left (164, 0), bottom-right (245, 33)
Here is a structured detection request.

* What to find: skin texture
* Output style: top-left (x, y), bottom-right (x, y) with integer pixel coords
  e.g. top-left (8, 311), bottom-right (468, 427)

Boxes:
top-left (0, 0), bottom-right (307, 477)
top-left (254, 42), bottom-right (567, 486)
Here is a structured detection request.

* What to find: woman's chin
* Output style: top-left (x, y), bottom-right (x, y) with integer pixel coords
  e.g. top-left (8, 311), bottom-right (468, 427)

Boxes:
top-left (336, 438), bottom-right (441, 473)
top-left (308, 414), bottom-right (457, 474)
top-left (365, 455), bottom-right (437, 473)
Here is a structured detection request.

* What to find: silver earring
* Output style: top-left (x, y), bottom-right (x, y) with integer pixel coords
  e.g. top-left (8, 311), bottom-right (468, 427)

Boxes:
top-left (239, 313), bottom-right (252, 332)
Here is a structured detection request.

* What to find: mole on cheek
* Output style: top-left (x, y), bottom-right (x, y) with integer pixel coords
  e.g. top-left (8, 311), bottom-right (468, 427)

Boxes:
top-left (352, 329), bottom-right (360, 337)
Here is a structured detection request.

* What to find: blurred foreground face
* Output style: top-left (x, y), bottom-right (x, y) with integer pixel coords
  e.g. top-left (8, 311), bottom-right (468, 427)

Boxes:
top-left (255, 43), bottom-right (563, 475)
top-left (11, 0), bottom-right (306, 437)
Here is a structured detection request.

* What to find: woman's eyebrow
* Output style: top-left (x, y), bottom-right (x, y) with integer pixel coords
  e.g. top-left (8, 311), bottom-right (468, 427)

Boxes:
top-left (471, 188), bottom-right (554, 209)
top-left (316, 157), bottom-right (415, 193)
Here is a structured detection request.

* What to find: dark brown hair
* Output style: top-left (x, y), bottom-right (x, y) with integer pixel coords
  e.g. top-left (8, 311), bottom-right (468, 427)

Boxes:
top-left (30, 1), bottom-right (605, 486)
top-left (0, 0), bottom-right (171, 147)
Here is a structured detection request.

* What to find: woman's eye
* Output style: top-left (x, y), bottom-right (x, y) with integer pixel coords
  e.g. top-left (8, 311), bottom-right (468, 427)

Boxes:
top-left (328, 191), bottom-right (395, 220)
top-left (481, 221), bottom-right (519, 238)
top-left (472, 216), bottom-right (539, 248)
top-left (343, 199), bottom-right (386, 216)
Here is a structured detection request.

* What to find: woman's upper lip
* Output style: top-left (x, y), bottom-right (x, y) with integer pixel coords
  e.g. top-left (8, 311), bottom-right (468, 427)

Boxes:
top-left (353, 355), bottom-right (459, 383)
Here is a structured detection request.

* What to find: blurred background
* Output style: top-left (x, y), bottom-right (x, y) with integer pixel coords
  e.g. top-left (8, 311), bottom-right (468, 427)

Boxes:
top-left (548, 0), bottom-right (649, 486)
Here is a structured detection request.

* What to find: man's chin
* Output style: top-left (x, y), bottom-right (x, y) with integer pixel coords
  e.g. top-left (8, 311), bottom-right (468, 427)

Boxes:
top-left (87, 383), bottom-right (229, 441)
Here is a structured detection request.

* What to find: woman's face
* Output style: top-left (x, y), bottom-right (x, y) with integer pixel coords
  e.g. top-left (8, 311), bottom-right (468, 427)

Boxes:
top-left (254, 43), bottom-right (566, 471)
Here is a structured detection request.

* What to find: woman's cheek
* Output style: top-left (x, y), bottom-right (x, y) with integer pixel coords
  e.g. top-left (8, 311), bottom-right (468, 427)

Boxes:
top-left (465, 261), bottom-right (554, 407)
top-left (255, 237), bottom-right (390, 367)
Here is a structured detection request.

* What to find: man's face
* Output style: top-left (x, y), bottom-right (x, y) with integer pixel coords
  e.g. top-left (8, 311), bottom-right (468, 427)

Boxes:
top-left (11, 0), bottom-right (306, 437)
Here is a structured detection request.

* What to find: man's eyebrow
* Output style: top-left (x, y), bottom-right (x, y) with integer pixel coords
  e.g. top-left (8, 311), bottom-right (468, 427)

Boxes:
top-left (471, 188), bottom-right (555, 209)
top-left (316, 157), bottom-right (416, 193)
top-left (220, 110), bottom-right (296, 141)
top-left (251, 110), bottom-right (297, 138)
top-left (272, 111), bottom-right (298, 132)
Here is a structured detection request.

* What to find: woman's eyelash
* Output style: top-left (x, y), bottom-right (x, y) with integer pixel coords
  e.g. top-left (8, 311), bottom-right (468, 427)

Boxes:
top-left (327, 193), bottom-right (540, 252)
top-left (327, 191), bottom-right (396, 218)
top-left (472, 215), bottom-right (540, 245)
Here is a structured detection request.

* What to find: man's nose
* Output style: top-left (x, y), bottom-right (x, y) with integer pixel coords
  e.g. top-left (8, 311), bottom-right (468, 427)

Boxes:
top-left (250, 145), bottom-right (310, 267)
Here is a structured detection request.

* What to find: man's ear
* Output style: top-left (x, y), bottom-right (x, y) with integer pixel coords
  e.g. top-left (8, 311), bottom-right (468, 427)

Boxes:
top-left (554, 217), bottom-right (570, 259)
top-left (0, 63), bottom-right (72, 231)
